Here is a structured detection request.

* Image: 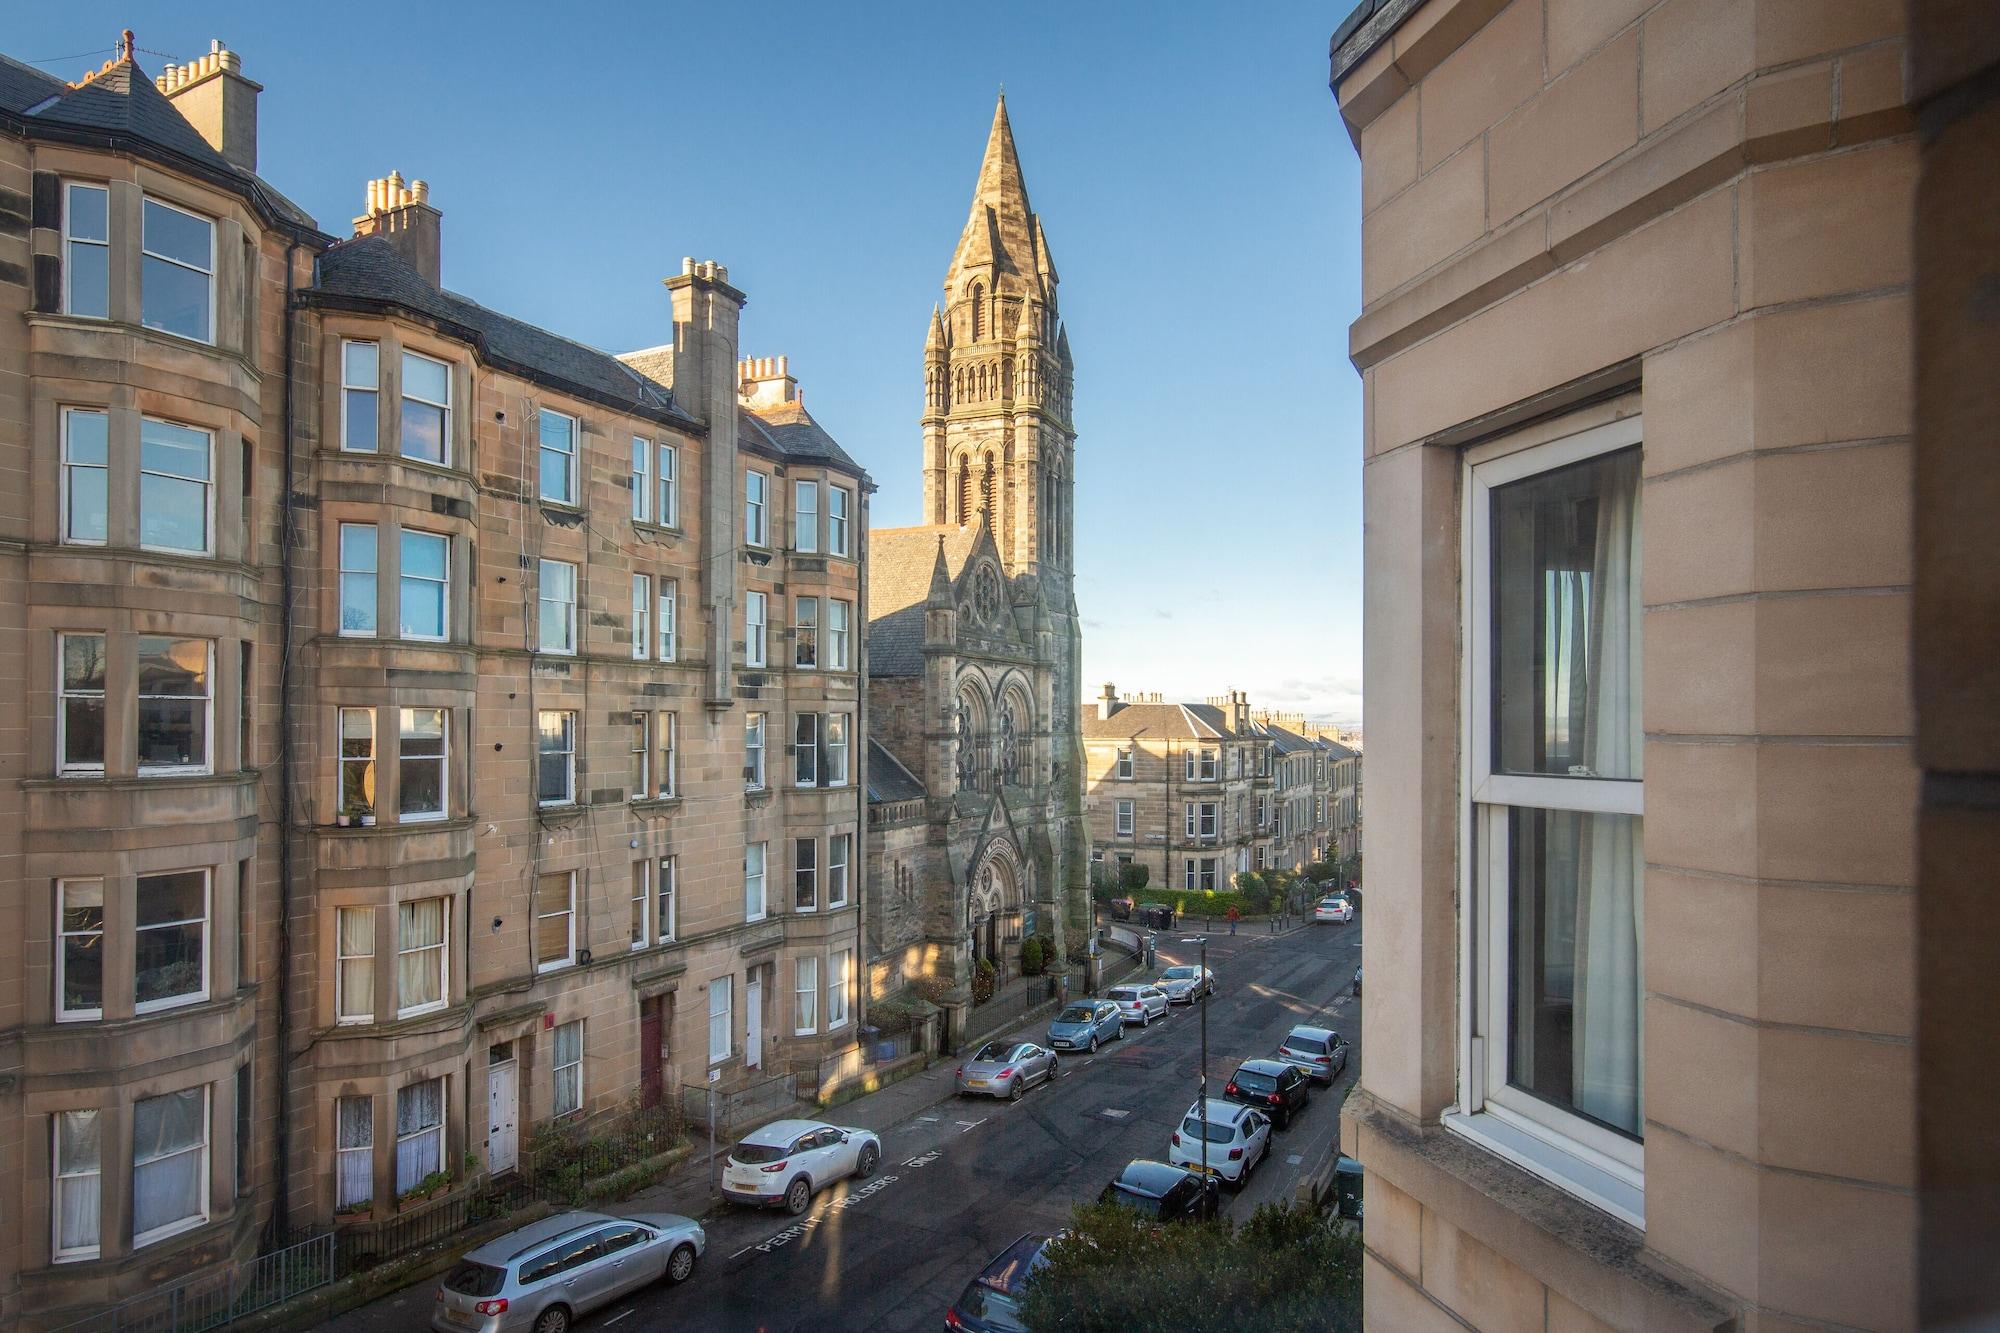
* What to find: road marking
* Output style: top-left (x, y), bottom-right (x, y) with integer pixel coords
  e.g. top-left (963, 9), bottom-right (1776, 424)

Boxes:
top-left (956, 1118), bottom-right (987, 1133)
top-left (747, 1174), bottom-right (903, 1255)
top-left (1102, 1108), bottom-right (1131, 1119)
top-left (916, 1115), bottom-right (940, 1123)
top-left (902, 1151), bottom-right (942, 1168)
top-left (606, 1310), bottom-right (635, 1325)
top-left (1287, 1154), bottom-right (1303, 1166)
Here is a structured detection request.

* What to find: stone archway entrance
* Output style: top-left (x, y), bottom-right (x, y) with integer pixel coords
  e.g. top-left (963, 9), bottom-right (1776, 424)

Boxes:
top-left (967, 838), bottom-right (1027, 974)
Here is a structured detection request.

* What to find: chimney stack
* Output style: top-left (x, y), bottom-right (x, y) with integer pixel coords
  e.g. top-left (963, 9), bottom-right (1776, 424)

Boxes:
top-left (738, 355), bottom-right (801, 411)
top-left (1097, 683), bottom-right (1118, 721)
top-left (353, 172), bottom-right (442, 287)
top-left (157, 39), bottom-right (261, 173)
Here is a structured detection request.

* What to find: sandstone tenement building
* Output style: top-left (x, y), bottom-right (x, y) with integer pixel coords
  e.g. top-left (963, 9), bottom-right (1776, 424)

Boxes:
top-left (0, 35), bottom-right (866, 1324)
top-left (863, 95), bottom-right (1088, 1042)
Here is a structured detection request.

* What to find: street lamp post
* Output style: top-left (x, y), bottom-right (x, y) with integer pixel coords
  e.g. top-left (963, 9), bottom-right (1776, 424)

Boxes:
top-left (1181, 934), bottom-right (1209, 1202)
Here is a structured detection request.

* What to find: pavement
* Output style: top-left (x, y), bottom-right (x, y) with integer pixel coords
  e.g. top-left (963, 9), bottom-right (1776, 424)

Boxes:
top-left (318, 914), bottom-right (1362, 1332)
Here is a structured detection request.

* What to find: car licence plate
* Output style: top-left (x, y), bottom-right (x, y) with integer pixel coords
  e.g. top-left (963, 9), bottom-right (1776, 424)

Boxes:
top-left (1052, 1040), bottom-right (1071, 1048)
top-left (967, 1078), bottom-right (987, 1087)
top-left (442, 1308), bottom-right (480, 1329)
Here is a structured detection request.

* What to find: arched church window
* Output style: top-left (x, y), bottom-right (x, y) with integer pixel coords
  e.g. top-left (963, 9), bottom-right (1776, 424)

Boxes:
top-left (971, 283), bottom-right (985, 340)
top-left (956, 458), bottom-right (972, 526)
top-left (982, 455), bottom-right (997, 518)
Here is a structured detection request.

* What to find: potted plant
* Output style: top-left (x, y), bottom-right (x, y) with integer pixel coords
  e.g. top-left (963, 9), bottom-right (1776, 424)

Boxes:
top-left (335, 1198), bottom-right (372, 1218)
top-left (397, 1169), bottom-right (453, 1208)
top-left (357, 802), bottom-right (376, 827)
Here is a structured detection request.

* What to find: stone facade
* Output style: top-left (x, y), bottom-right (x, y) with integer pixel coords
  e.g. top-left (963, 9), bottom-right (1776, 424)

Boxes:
top-left (863, 97), bottom-right (1087, 1042)
top-left (1330, 1), bottom-right (1928, 1328)
top-left (0, 39), bottom-right (864, 1326)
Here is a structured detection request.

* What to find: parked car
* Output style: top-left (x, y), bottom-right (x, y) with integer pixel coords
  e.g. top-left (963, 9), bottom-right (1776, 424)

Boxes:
top-left (720, 1118), bottom-right (883, 1215)
top-left (1278, 1025), bottom-right (1349, 1085)
top-left (957, 1040), bottom-right (1060, 1100)
top-left (1098, 1159), bottom-right (1221, 1223)
top-left (431, 1209), bottom-right (704, 1333)
top-left (1154, 964), bottom-right (1215, 1005)
top-left (1107, 896), bottom-right (1135, 921)
top-left (944, 1233), bottom-right (1051, 1332)
top-left (1223, 1057), bottom-right (1313, 1129)
top-left (1352, 964), bottom-right (1362, 997)
top-left (1136, 901), bottom-right (1177, 929)
top-left (1047, 1000), bottom-right (1123, 1053)
top-left (1314, 896), bottom-right (1355, 923)
top-left (1106, 983), bottom-right (1170, 1027)
top-left (1168, 1097), bottom-right (1272, 1188)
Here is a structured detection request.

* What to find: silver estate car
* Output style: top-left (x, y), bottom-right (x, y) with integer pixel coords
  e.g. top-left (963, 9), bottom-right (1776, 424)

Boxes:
top-left (956, 1039), bottom-right (1060, 1100)
top-left (431, 1210), bottom-right (704, 1333)
top-left (1154, 964), bottom-right (1215, 1004)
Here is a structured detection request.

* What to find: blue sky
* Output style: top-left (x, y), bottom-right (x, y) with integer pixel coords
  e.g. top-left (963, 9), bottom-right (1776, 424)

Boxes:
top-left (16, 2), bottom-right (1366, 722)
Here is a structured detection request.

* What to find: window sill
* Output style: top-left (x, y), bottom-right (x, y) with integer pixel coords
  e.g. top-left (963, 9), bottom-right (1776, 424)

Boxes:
top-left (135, 993), bottom-right (209, 1018)
top-left (631, 796), bottom-right (682, 813)
top-left (134, 1212), bottom-right (210, 1251)
top-left (1442, 1107), bottom-right (1644, 1229)
top-left (535, 961), bottom-right (575, 976)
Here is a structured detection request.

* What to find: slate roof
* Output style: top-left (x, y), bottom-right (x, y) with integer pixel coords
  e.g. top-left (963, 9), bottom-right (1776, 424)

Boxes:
top-left (1182, 704), bottom-right (1238, 739)
top-left (1, 53), bottom-right (322, 235)
top-left (1260, 723), bottom-right (1311, 755)
top-left (866, 523), bottom-right (982, 678)
top-left (739, 399), bottom-right (865, 476)
top-left (866, 739), bottom-right (926, 803)
top-left (312, 236), bottom-right (697, 428)
top-left (1080, 701), bottom-right (1235, 742)
top-left (1317, 736), bottom-right (1360, 760)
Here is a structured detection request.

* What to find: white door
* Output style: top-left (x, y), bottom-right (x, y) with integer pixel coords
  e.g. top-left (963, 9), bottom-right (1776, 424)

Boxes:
top-left (745, 978), bottom-right (763, 1069)
top-left (487, 1061), bottom-right (519, 1173)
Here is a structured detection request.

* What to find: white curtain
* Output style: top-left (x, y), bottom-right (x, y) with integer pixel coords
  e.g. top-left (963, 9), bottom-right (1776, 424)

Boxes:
top-left (1574, 455), bottom-right (1644, 1134)
top-left (398, 900), bottom-right (443, 1010)
top-left (133, 1089), bottom-right (204, 1238)
top-left (395, 1080), bottom-right (442, 1193)
top-left (338, 908), bottom-right (374, 1018)
top-left (56, 1109), bottom-right (101, 1253)
top-left (336, 1096), bottom-right (373, 1206)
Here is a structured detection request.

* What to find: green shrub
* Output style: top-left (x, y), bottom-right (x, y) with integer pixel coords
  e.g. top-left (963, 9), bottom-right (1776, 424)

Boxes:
top-left (972, 958), bottom-right (997, 1004)
top-left (1118, 862), bottom-right (1151, 892)
top-left (1021, 936), bottom-right (1045, 975)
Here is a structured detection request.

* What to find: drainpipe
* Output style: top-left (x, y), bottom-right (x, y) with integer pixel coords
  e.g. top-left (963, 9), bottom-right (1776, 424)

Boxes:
top-left (272, 236), bottom-right (301, 1243)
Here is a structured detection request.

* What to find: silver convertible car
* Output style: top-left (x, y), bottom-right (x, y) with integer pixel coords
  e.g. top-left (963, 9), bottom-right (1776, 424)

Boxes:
top-left (956, 1039), bottom-right (1060, 1100)
top-left (1154, 964), bottom-right (1215, 1004)
top-left (1047, 999), bottom-right (1124, 1053)
top-left (431, 1209), bottom-right (704, 1333)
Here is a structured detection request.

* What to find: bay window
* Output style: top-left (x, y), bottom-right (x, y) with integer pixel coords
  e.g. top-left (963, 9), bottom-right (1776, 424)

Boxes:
top-left (794, 479), bottom-right (819, 552)
top-left (136, 636), bottom-right (211, 773)
top-left (342, 341), bottom-right (379, 451)
top-left (826, 713), bottom-right (850, 786)
top-left (339, 523), bottom-right (378, 635)
top-left (827, 599), bottom-right (850, 671)
top-left (138, 417), bottom-right (211, 555)
top-left (538, 408), bottom-right (577, 504)
top-left (827, 949), bottom-right (851, 1028)
top-left (396, 898), bottom-right (447, 1014)
top-left (795, 956), bottom-right (819, 1034)
top-left (794, 596), bottom-right (819, 667)
top-left (135, 870), bottom-right (207, 1011)
top-left (62, 182), bottom-right (109, 319)
top-left (393, 1079), bottom-right (443, 1195)
top-left (398, 708), bottom-right (446, 820)
top-left (336, 905), bottom-right (374, 1022)
top-left (828, 833), bottom-right (850, 909)
top-left (132, 1087), bottom-right (207, 1245)
top-left (58, 632), bottom-right (107, 774)
top-left (57, 879), bottom-right (105, 1021)
top-left (400, 352), bottom-right (451, 465)
top-left (795, 837), bottom-right (818, 912)
top-left (335, 1097), bottom-right (373, 1208)
top-left (54, 1109), bottom-right (101, 1260)
top-left (398, 530), bottom-right (449, 640)
top-left (828, 486), bottom-right (851, 557)
top-left (61, 407), bottom-right (109, 544)
top-left (140, 197), bottom-right (213, 343)
top-left (794, 713), bottom-right (820, 787)
top-left (339, 707), bottom-right (375, 817)
top-left (1453, 416), bottom-right (1645, 1227)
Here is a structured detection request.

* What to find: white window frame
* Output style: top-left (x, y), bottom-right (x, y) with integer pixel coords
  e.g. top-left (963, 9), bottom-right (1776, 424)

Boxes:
top-left (334, 1096), bottom-right (373, 1208)
top-left (708, 975), bottom-right (732, 1064)
top-left (335, 904), bottom-right (374, 1024)
top-left (827, 599), bottom-right (851, 671)
top-left (1446, 414), bottom-right (1648, 1231)
top-left (794, 837), bottom-right (818, 913)
top-left (632, 574), bottom-right (652, 660)
top-left (1116, 748), bottom-right (1133, 780)
top-left (60, 407), bottom-right (110, 546)
top-left (656, 856), bottom-right (678, 943)
top-left (53, 1108), bottom-right (102, 1261)
top-left (631, 711), bottom-right (651, 799)
top-left (745, 841), bottom-right (767, 923)
top-left (658, 581), bottom-right (678, 662)
top-left (827, 833), bottom-right (850, 910)
top-left (133, 869), bottom-right (209, 1014)
top-left (339, 705), bottom-right (376, 820)
top-left (536, 871), bottom-right (576, 973)
top-left (1115, 800), bottom-right (1135, 837)
top-left (339, 522), bottom-right (378, 637)
top-left (631, 437), bottom-right (652, 523)
top-left (393, 1078), bottom-right (444, 1196)
top-left (553, 1020), bottom-right (584, 1117)
top-left (630, 862), bottom-right (651, 950)
top-left (745, 470), bottom-right (769, 547)
top-left (793, 479), bottom-right (819, 553)
top-left (56, 878), bottom-right (105, 1022)
top-left (794, 596), bottom-right (819, 669)
top-left (828, 486), bottom-right (851, 558)
top-left (398, 707), bottom-right (447, 822)
top-left (139, 195), bottom-right (214, 345)
top-left (397, 529), bottom-right (450, 642)
top-left (538, 559), bottom-right (576, 656)
top-left (537, 710), bottom-right (576, 808)
top-left (341, 340), bottom-right (379, 452)
top-left (395, 897), bottom-right (448, 1016)
top-left (658, 443), bottom-right (679, 528)
top-left (57, 631), bottom-right (107, 776)
top-left (398, 351), bottom-right (452, 466)
top-left (537, 407), bottom-right (577, 505)
top-left (131, 1086), bottom-right (209, 1248)
top-left (62, 181), bottom-right (110, 321)
top-left (744, 591), bottom-right (767, 668)
top-left (795, 955), bottom-right (819, 1035)
top-left (658, 710), bottom-right (678, 799)
top-left (794, 712), bottom-right (820, 789)
top-left (827, 713), bottom-right (850, 787)
top-left (745, 712), bottom-right (766, 790)
top-left (137, 416), bottom-right (213, 557)
top-left (827, 948), bottom-right (851, 1029)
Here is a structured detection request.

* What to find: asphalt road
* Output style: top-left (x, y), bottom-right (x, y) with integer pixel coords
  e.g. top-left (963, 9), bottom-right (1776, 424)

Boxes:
top-left (343, 918), bottom-right (1361, 1332)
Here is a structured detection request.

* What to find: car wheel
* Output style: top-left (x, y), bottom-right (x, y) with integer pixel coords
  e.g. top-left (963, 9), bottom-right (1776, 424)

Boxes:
top-left (1140, 1009), bottom-right (1150, 1028)
top-left (1049, 1057), bottom-right (1061, 1081)
top-left (784, 1177), bottom-right (812, 1216)
top-left (1088, 1034), bottom-right (1098, 1054)
top-left (855, 1143), bottom-right (880, 1179)
top-left (1009, 1075), bottom-right (1024, 1101)
top-left (1114, 1022), bottom-right (1125, 1041)
top-left (666, 1243), bottom-right (697, 1284)
top-left (534, 1306), bottom-right (572, 1333)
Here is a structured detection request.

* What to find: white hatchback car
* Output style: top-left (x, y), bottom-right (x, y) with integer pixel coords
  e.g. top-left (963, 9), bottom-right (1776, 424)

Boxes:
top-left (1169, 1097), bottom-right (1272, 1187)
top-left (1314, 896), bottom-right (1355, 923)
top-left (721, 1118), bottom-right (883, 1216)
top-left (1107, 984), bottom-right (1170, 1027)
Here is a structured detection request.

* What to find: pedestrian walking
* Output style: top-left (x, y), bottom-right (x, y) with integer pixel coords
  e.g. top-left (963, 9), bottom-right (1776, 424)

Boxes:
top-left (1227, 905), bottom-right (1240, 936)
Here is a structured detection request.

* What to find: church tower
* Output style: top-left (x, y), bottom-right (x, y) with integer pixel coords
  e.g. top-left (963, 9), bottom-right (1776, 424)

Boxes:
top-left (922, 93), bottom-right (1076, 581)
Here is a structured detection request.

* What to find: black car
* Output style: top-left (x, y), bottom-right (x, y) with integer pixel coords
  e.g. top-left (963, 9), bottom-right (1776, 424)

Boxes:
top-left (1223, 1058), bottom-right (1313, 1129)
top-left (944, 1233), bottom-right (1050, 1332)
top-left (1136, 902), bottom-right (1176, 929)
top-left (1099, 1159), bottom-right (1220, 1223)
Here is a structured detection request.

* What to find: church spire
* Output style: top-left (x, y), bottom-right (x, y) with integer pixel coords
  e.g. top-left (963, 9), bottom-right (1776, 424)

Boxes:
top-left (947, 92), bottom-right (1039, 293)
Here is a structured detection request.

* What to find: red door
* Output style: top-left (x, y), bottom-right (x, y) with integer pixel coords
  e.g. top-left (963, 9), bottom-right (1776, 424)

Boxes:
top-left (640, 997), bottom-right (665, 1108)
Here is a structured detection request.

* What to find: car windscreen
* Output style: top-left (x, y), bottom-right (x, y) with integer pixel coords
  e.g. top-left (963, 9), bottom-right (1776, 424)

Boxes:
top-left (1056, 1005), bottom-right (1095, 1023)
top-left (1233, 1068), bottom-right (1278, 1093)
top-left (1182, 1116), bottom-right (1235, 1143)
top-left (442, 1260), bottom-right (507, 1297)
top-left (731, 1141), bottom-right (787, 1165)
top-left (1285, 1034), bottom-right (1328, 1053)
top-left (1102, 1184), bottom-right (1165, 1216)
top-left (973, 1041), bottom-right (1011, 1062)
top-left (1107, 989), bottom-right (1138, 1001)
top-left (1161, 966), bottom-right (1197, 980)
